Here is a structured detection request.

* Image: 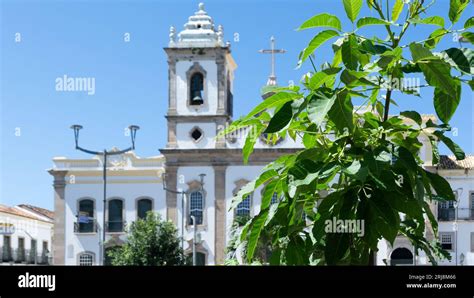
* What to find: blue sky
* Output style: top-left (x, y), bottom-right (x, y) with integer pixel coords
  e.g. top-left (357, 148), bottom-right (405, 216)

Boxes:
top-left (0, 0), bottom-right (472, 210)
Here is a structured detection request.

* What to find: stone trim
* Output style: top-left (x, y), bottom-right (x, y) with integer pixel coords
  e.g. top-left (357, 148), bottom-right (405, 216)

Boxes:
top-left (213, 165), bottom-right (227, 264)
top-left (167, 120), bottom-right (178, 149)
top-left (215, 118), bottom-right (227, 149)
top-left (164, 46), bottom-right (234, 118)
top-left (216, 52), bottom-right (226, 114)
top-left (166, 114), bottom-right (230, 122)
top-left (160, 148), bottom-right (300, 166)
top-left (189, 126), bottom-right (204, 143)
top-left (48, 170), bottom-right (67, 265)
top-left (164, 46), bottom-right (231, 61)
top-left (104, 235), bottom-right (125, 249)
top-left (165, 166), bottom-right (178, 224)
top-left (185, 180), bottom-right (207, 227)
top-left (167, 56), bottom-right (177, 116)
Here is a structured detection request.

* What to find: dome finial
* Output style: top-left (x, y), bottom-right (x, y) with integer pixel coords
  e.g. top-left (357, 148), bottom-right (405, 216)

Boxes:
top-left (199, 3), bottom-right (205, 11)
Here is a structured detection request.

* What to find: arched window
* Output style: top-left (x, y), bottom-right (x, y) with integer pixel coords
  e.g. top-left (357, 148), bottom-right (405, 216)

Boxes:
top-left (196, 252), bottom-right (206, 265)
top-left (187, 251), bottom-right (206, 266)
top-left (78, 252), bottom-right (94, 266)
top-left (137, 198), bottom-right (153, 219)
top-left (236, 195), bottom-right (251, 217)
top-left (108, 199), bottom-right (124, 232)
top-left (190, 73), bottom-right (204, 105)
top-left (390, 247), bottom-right (413, 266)
top-left (78, 199), bottom-right (95, 233)
top-left (189, 191), bottom-right (203, 225)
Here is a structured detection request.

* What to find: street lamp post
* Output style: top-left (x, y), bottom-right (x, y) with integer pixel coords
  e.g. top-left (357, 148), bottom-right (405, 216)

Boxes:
top-left (453, 188), bottom-right (463, 266)
top-left (190, 215), bottom-right (197, 266)
top-left (162, 173), bottom-right (205, 265)
top-left (71, 124), bottom-right (139, 266)
top-left (162, 174), bottom-right (187, 252)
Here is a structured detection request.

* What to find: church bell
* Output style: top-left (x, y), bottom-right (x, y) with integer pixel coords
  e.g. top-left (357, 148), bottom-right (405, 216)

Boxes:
top-left (192, 90), bottom-right (204, 105)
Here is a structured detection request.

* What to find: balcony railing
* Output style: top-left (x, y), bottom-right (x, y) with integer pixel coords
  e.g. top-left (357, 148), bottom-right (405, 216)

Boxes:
top-left (1, 246), bottom-right (12, 262)
top-left (438, 207), bottom-right (474, 221)
top-left (15, 248), bottom-right (26, 263)
top-left (438, 208), bottom-right (455, 221)
top-left (106, 220), bottom-right (126, 233)
top-left (74, 220), bottom-right (98, 233)
top-left (0, 246), bottom-right (50, 265)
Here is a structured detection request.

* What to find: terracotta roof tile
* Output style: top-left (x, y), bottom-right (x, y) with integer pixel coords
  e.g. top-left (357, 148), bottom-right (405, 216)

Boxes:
top-left (0, 204), bottom-right (44, 221)
top-left (18, 204), bottom-right (54, 220)
top-left (438, 155), bottom-right (474, 170)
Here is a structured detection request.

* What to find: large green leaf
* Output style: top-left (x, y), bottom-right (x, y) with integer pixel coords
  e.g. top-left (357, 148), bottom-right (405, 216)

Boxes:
top-left (343, 0), bottom-right (363, 23)
top-left (449, 0), bottom-right (470, 24)
top-left (433, 79), bottom-right (461, 123)
top-left (395, 147), bottom-right (418, 174)
top-left (298, 13), bottom-right (342, 31)
top-left (300, 30), bottom-right (339, 64)
top-left (429, 137), bottom-right (440, 164)
top-left (424, 28), bottom-right (448, 49)
top-left (307, 89), bottom-right (337, 126)
top-left (392, 0), bottom-right (404, 22)
top-left (400, 111), bottom-right (422, 125)
top-left (242, 124), bottom-right (265, 164)
top-left (433, 131), bottom-right (466, 160)
top-left (461, 32), bottom-right (474, 44)
top-left (410, 43), bottom-right (456, 95)
top-left (261, 179), bottom-right (280, 211)
top-left (328, 90), bottom-right (353, 132)
top-left (442, 48), bottom-right (473, 74)
top-left (341, 35), bottom-right (359, 70)
top-left (246, 91), bottom-right (302, 118)
top-left (246, 210), bottom-right (268, 262)
top-left (409, 42), bottom-right (434, 61)
top-left (356, 17), bottom-right (390, 28)
top-left (424, 170), bottom-right (455, 201)
top-left (340, 69), bottom-right (375, 87)
top-left (343, 160), bottom-right (368, 181)
top-left (465, 17), bottom-right (474, 29)
top-left (309, 67), bottom-right (341, 89)
top-left (325, 232), bottom-right (350, 265)
top-left (360, 39), bottom-right (389, 55)
top-left (410, 16), bottom-right (445, 27)
top-left (369, 196), bottom-right (399, 244)
top-left (264, 101), bottom-right (293, 133)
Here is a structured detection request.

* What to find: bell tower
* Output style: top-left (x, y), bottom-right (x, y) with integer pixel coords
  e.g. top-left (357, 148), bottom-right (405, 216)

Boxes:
top-left (164, 3), bottom-right (237, 149)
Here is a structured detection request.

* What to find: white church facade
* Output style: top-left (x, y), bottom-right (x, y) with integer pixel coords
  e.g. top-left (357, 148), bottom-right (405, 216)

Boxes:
top-left (48, 3), bottom-right (474, 266)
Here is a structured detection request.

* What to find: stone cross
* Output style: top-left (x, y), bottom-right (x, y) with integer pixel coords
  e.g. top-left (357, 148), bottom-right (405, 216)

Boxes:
top-left (259, 36), bottom-right (286, 86)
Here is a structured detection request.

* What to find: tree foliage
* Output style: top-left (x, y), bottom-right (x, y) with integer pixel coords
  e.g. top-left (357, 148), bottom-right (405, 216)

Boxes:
top-left (222, 0), bottom-right (472, 265)
top-left (108, 213), bottom-right (188, 266)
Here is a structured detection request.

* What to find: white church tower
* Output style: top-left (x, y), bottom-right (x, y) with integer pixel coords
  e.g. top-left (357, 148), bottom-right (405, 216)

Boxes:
top-left (161, 3), bottom-right (238, 265)
top-left (160, 3), bottom-right (302, 265)
top-left (165, 2), bottom-right (236, 150)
